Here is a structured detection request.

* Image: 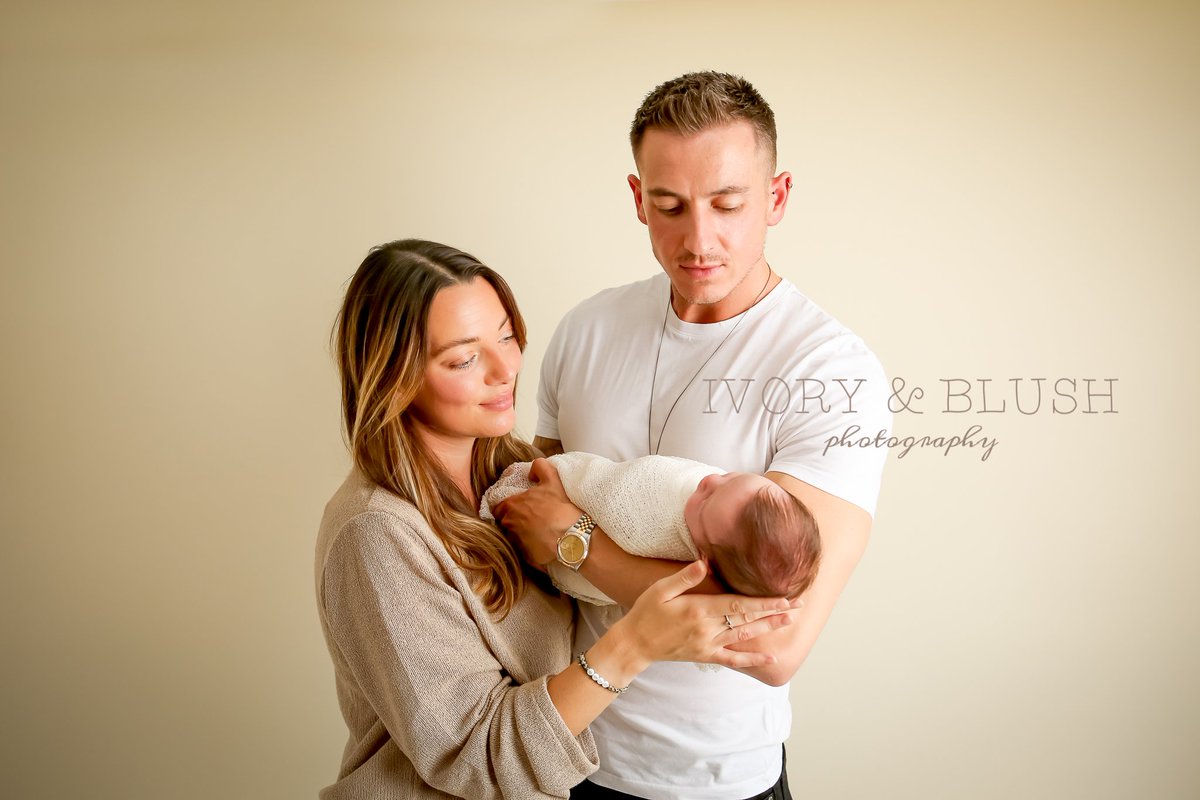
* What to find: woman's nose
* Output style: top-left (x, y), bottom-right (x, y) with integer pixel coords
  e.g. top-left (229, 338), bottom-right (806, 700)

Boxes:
top-left (486, 348), bottom-right (520, 384)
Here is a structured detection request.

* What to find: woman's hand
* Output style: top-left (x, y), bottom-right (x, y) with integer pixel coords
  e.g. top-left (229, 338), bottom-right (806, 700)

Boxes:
top-left (492, 458), bottom-right (581, 570)
top-left (609, 560), bottom-right (797, 672)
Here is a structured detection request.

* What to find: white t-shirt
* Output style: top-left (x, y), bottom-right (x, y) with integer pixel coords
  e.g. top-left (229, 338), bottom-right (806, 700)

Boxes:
top-left (536, 273), bottom-right (891, 800)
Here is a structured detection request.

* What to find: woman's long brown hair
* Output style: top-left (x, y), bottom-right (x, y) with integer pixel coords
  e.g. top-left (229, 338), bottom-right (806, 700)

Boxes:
top-left (333, 239), bottom-right (537, 618)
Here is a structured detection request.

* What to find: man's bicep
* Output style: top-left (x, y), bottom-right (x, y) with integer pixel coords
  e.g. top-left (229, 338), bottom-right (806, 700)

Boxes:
top-left (532, 436), bottom-right (564, 457)
top-left (730, 472), bottom-right (874, 685)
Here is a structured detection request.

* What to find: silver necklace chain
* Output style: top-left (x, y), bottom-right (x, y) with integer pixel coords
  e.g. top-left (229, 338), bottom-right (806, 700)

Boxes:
top-left (646, 268), bottom-right (774, 455)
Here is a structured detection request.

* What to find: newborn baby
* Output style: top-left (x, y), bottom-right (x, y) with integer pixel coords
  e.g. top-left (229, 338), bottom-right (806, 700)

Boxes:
top-left (481, 452), bottom-right (820, 606)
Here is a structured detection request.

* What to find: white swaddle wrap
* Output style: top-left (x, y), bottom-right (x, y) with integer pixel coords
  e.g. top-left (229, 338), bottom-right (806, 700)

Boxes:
top-left (480, 452), bottom-right (721, 605)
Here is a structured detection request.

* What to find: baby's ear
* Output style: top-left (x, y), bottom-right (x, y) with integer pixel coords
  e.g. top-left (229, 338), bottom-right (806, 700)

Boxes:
top-left (703, 557), bottom-right (736, 594)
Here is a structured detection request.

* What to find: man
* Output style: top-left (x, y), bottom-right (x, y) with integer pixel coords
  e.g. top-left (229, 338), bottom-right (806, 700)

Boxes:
top-left (494, 72), bottom-right (890, 800)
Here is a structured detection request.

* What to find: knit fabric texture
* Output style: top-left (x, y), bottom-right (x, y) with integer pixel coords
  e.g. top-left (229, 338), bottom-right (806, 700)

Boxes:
top-left (481, 453), bottom-right (719, 605)
top-left (315, 470), bottom-right (598, 798)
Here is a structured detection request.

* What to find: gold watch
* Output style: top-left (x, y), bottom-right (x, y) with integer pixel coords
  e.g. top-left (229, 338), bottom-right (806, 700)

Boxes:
top-left (556, 512), bottom-right (596, 571)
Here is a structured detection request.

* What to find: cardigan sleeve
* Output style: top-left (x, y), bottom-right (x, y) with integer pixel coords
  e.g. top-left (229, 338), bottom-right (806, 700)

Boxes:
top-left (320, 510), bottom-right (597, 798)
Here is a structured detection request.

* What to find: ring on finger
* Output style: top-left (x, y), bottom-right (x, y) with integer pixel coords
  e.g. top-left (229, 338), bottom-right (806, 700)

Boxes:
top-left (724, 614), bottom-right (735, 630)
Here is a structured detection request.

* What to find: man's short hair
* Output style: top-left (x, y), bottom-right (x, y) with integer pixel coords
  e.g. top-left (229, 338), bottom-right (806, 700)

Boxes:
top-left (630, 71), bottom-right (778, 169)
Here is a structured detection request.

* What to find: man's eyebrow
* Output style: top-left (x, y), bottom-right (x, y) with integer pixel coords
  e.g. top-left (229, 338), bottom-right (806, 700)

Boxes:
top-left (646, 185), bottom-right (750, 199)
top-left (429, 315), bottom-right (511, 358)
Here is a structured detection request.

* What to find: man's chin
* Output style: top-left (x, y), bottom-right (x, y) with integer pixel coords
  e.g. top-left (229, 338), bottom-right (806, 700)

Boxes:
top-left (670, 285), bottom-right (727, 308)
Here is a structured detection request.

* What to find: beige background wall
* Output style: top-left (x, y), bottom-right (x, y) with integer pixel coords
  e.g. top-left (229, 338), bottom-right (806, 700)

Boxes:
top-left (2, 1), bottom-right (1196, 798)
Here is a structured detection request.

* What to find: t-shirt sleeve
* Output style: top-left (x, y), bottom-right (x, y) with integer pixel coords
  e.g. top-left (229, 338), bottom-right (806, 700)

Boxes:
top-left (767, 336), bottom-right (892, 517)
top-left (535, 314), bottom-right (571, 442)
top-left (320, 511), bottom-right (596, 798)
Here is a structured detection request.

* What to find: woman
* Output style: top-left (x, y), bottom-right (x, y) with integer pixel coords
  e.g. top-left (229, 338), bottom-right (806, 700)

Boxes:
top-left (314, 239), bottom-right (792, 799)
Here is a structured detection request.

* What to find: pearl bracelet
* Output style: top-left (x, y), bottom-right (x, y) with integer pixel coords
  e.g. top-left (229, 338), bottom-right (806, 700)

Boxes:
top-left (577, 651), bottom-right (628, 694)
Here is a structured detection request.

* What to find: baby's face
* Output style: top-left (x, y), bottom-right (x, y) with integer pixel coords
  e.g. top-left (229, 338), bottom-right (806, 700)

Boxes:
top-left (683, 471), bottom-right (780, 554)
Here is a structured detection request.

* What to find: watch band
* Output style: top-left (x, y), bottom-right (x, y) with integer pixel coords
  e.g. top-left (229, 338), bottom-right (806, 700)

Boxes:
top-left (556, 512), bottom-right (596, 571)
top-left (569, 512), bottom-right (596, 537)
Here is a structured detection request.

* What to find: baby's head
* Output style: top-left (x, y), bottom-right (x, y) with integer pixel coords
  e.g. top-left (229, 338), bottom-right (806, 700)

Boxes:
top-left (683, 472), bottom-right (820, 599)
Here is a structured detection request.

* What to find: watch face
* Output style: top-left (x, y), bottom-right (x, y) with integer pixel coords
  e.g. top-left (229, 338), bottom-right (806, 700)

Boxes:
top-left (558, 534), bottom-right (586, 563)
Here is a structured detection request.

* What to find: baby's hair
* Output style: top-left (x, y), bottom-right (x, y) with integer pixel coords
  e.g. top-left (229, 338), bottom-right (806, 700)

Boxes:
top-left (708, 485), bottom-right (821, 599)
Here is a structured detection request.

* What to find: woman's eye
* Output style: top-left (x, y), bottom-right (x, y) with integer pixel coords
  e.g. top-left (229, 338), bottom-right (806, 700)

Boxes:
top-left (500, 331), bottom-right (516, 344)
top-left (450, 354), bottom-right (478, 370)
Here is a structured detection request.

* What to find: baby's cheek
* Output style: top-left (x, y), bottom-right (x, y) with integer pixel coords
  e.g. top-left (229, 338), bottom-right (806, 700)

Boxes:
top-left (682, 492), bottom-right (702, 531)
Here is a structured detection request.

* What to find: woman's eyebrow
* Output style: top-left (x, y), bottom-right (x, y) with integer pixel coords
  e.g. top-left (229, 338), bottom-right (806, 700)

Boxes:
top-left (430, 317), bottom-right (511, 357)
top-left (430, 336), bottom-right (477, 358)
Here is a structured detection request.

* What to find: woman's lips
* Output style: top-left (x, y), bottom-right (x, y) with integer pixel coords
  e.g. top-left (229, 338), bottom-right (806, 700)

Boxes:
top-left (481, 392), bottom-right (514, 411)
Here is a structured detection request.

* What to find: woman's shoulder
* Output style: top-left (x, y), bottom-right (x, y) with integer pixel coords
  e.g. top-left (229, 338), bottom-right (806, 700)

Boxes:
top-left (327, 469), bottom-right (424, 520)
top-left (315, 471), bottom-right (438, 575)
top-left (322, 468), bottom-right (424, 526)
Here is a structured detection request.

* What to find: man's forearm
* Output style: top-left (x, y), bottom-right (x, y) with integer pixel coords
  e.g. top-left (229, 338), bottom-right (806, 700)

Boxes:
top-left (586, 473), bottom-right (876, 687)
top-left (720, 471), bottom-right (874, 686)
top-left (578, 529), bottom-right (726, 608)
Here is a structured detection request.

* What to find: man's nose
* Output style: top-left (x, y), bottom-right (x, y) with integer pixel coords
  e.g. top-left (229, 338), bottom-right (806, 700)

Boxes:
top-left (683, 209), bottom-right (717, 256)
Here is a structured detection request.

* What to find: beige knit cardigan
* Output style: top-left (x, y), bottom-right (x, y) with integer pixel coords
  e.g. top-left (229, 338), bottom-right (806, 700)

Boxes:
top-left (314, 470), bottom-right (599, 799)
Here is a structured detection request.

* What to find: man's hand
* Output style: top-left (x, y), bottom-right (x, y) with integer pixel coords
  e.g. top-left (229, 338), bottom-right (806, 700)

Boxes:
top-left (492, 458), bottom-right (582, 571)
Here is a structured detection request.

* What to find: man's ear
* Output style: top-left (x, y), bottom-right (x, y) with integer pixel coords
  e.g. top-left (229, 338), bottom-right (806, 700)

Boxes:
top-left (767, 171), bottom-right (792, 226)
top-left (628, 174), bottom-right (648, 225)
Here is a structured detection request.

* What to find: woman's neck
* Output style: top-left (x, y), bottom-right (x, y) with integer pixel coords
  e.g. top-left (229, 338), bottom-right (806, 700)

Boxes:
top-left (451, 471), bottom-right (476, 507)
top-left (415, 426), bottom-right (477, 504)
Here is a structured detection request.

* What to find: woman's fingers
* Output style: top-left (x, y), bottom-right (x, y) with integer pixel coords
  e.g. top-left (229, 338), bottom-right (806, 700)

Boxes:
top-left (715, 608), bottom-right (795, 647)
top-left (630, 566), bottom-right (796, 666)
top-left (647, 560), bottom-right (709, 604)
top-left (701, 593), bottom-right (792, 620)
top-left (730, 598), bottom-right (804, 627)
top-left (647, 567), bottom-right (792, 633)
